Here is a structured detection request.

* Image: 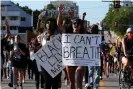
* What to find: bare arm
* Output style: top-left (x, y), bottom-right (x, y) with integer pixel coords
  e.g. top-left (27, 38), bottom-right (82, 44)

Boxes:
top-left (57, 4), bottom-right (65, 32)
top-left (122, 38), bottom-right (127, 56)
top-left (37, 19), bottom-right (43, 34)
top-left (5, 19), bottom-right (10, 34)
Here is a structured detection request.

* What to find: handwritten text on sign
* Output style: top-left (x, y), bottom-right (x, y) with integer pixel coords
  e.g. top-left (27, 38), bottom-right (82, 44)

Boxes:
top-left (62, 34), bottom-right (101, 66)
top-left (34, 34), bottom-right (64, 78)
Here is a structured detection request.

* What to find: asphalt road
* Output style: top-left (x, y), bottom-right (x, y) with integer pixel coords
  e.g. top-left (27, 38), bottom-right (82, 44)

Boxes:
top-left (1, 73), bottom-right (133, 89)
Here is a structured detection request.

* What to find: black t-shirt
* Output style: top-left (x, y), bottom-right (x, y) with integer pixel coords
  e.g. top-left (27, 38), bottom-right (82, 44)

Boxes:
top-left (124, 37), bottom-right (133, 55)
top-left (12, 42), bottom-right (27, 68)
top-left (1, 38), bottom-right (5, 62)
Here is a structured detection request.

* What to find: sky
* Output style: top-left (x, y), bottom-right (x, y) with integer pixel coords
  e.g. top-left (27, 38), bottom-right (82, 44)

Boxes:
top-left (10, 0), bottom-right (115, 24)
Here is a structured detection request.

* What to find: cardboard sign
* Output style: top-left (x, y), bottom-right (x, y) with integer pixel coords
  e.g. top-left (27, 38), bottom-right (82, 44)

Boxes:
top-left (34, 34), bottom-right (64, 78)
top-left (62, 34), bottom-right (101, 66)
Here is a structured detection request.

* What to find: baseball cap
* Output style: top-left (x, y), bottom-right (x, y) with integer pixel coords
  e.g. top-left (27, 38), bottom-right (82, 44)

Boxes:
top-left (126, 28), bottom-right (133, 33)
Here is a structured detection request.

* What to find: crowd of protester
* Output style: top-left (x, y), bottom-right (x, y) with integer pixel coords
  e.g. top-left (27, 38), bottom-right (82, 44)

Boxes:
top-left (1, 4), bottom-right (133, 89)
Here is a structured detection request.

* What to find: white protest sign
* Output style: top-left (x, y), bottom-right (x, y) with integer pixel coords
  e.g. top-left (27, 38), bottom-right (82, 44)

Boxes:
top-left (62, 34), bottom-right (101, 66)
top-left (34, 34), bottom-right (65, 78)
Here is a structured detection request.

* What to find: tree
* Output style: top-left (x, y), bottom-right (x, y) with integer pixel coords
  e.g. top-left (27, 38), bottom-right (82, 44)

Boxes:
top-left (104, 4), bottom-right (133, 36)
top-left (46, 4), bottom-right (56, 10)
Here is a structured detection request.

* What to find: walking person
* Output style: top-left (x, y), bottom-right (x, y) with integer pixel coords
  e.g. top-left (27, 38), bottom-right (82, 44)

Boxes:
top-left (87, 24), bottom-right (101, 89)
top-left (11, 35), bottom-right (27, 89)
top-left (36, 10), bottom-right (62, 89)
top-left (29, 38), bottom-right (45, 89)
top-left (57, 4), bottom-right (86, 89)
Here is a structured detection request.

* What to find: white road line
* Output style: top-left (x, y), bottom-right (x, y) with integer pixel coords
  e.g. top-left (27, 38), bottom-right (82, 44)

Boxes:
top-left (1, 86), bottom-right (9, 89)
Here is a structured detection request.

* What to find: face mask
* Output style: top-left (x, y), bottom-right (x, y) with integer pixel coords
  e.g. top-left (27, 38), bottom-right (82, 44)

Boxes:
top-left (128, 33), bottom-right (133, 39)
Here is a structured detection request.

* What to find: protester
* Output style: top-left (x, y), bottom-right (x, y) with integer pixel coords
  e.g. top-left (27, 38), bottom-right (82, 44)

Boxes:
top-left (29, 38), bottom-right (45, 89)
top-left (1, 34), bottom-right (9, 81)
top-left (37, 11), bottom-right (62, 89)
top-left (57, 4), bottom-right (86, 89)
top-left (10, 35), bottom-right (27, 89)
top-left (86, 24), bottom-right (100, 89)
top-left (27, 47), bottom-right (34, 80)
top-left (8, 36), bottom-right (14, 87)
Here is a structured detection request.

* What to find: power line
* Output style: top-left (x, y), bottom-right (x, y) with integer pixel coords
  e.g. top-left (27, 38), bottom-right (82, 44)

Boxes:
top-left (79, 5), bottom-right (109, 9)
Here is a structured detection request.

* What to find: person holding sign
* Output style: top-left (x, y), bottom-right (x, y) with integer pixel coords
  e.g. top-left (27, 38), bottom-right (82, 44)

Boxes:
top-left (37, 13), bottom-right (62, 89)
top-left (29, 38), bottom-right (45, 89)
top-left (57, 4), bottom-right (86, 89)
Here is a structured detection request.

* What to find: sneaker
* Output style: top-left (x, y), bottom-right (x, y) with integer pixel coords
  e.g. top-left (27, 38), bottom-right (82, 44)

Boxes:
top-left (100, 76), bottom-right (103, 80)
top-left (8, 83), bottom-right (13, 87)
top-left (19, 86), bottom-right (23, 89)
top-left (65, 79), bottom-right (69, 85)
top-left (41, 85), bottom-right (44, 89)
top-left (31, 76), bottom-right (33, 79)
top-left (22, 80), bottom-right (25, 83)
top-left (83, 77), bottom-right (85, 82)
top-left (13, 85), bottom-right (17, 89)
top-left (85, 83), bottom-right (89, 88)
top-left (36, 87), bottom-right (39, 89)
top-left (87, 86), bottom-right (92, 89)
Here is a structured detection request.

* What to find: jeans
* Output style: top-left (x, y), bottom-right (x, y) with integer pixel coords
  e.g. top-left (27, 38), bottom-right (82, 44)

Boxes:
top-left (8, 62), bottom-right (13, 84)
top-left (88, 66), bottom-right (101, 89)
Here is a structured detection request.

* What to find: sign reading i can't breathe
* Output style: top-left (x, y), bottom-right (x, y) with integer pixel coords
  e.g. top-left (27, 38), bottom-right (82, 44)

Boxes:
top-left (62, 34), bottom-right (101, 66)
top-left (34, 34), bottom-right (65, 78)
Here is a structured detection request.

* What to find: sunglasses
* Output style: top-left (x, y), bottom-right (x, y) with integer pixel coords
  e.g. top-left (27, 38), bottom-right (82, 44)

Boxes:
top-left (46, 21), bottom-right (51, 24)
top-left (128, 32), bottom-right (133, 34)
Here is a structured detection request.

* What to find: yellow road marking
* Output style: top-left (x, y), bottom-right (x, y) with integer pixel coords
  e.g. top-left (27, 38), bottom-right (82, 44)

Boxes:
top-left (100, 80), bottom-right (106, 89)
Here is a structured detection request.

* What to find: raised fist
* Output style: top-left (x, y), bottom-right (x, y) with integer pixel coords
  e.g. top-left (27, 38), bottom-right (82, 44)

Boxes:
top-left (83, 12), bottom-right (86, 16)
top-left (5, 19), bottom-right (9, 26)
top-left (58, 4), bottom-right (64, 13)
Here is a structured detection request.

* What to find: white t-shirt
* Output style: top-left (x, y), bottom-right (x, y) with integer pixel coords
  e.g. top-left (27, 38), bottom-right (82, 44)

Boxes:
top-left (41, 31), bottom-right (57, 46)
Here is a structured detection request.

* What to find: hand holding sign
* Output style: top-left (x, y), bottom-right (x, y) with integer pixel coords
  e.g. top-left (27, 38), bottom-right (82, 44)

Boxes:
top-left (34, 34), bottom-right (64, 78)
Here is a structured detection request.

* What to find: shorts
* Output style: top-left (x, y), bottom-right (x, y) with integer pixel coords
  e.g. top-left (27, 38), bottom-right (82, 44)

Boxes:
top-left (12, 59), bottom-right (26, 69)
top-left (128, 56), bottom-right (133, 63)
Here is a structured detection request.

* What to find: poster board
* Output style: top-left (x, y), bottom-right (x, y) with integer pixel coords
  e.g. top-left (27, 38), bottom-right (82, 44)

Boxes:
top-left (62, 34), bottom-right (101, 66)
top-left (34, 34), bottom-right (64, 78)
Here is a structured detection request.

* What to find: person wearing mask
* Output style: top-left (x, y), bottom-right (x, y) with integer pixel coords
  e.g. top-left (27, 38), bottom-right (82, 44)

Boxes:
top-left (57, 4), bottom-right (85, 89)
top-left (10, 35), bottom-right (26, 89)
top-left (8, 36), bottom-right (14, 87)
top-left (122, 28), bottom-right (133, 72)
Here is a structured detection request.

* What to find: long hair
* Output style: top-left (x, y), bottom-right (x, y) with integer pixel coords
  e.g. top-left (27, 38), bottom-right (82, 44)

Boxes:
top-left (44, 18), bottom-right (57, 35)
top-left (65, 19), bottom-right (85, 34)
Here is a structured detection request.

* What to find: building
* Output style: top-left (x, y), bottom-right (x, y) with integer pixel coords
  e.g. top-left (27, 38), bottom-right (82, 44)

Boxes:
top-left (1, 1), bottom-right (33, 45)
top-left (46, 1), bottom-right (79, 18)
top-left (123, 0), bottom-right (132, 7)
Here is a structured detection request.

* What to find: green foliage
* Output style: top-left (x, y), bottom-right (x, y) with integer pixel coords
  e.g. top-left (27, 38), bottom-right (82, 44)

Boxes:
top-left (33, 28), bottom-right (39, 35)
top-left (104, 4), bottom-right (133, 36)
top-left (46, 4), bottom-right (56, 10)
